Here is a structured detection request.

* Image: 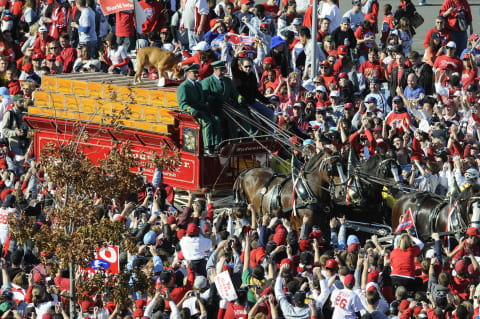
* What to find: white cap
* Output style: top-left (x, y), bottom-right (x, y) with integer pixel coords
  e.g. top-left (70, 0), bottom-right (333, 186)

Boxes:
top-left (446, 41), bottom-right (456, 48)
top-left (192, 41), bottom-right (210, 51)
top-left (38, 25), bottom-right (48, 32)
top-left (315, 85), bottom-right (327, 93)
top-left (330, 90), bottom-right (340, 97)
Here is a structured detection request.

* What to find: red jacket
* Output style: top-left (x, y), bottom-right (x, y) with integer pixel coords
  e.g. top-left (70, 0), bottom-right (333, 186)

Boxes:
top-left (439, 0), bottom-right (472, 32)
top-left (349, 130), bottom-right (376, 157)
top-left (449, 275), bottom-right (470, 300)
top-left (156, 267), bottom-right (195, 308)
top-left (60, 47), bottom-right (77, 73)
top-left (115, 11), bottom-right (136, 37)
top-left (390, 245), bottom-right (421, 278)
top-left (181, 53), bottom-right (215, 80)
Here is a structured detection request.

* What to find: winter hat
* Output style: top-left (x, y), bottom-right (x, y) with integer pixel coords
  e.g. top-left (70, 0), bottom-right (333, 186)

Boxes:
top-left (347, 235), bottom-right (360, 246)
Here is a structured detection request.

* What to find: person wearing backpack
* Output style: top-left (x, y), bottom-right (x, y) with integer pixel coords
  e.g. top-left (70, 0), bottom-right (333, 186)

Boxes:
top-left (439, 0), bottom-right (473, 55)
top-left (1, 94), bottom-right (29, 157)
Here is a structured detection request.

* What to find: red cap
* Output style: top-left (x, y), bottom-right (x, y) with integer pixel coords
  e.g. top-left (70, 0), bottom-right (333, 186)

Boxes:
top-left (273, 225), bottom-right (287, 245)
top-left (320, 60), bottom-right (330, 66)
top-left (338, 72), bottom-right (347, 79)
top-left (337, 45), bottom-right (348, 55)
top-left (167, 216), bottom-right (176, 225)
top-left (187, 223), bottom-right (199, 235)
top-left (290, 136), bottom-right (300, 145)
top-left (344, 102), bottom-right (354, 109)
top-left (160, 28), bottom-right (169, 33)
top-left (22, 63), bottom-right (33, 72)
top-left (455, 259), bottom-right (467, 273)
top-left (347, 242), bottom-right (361, 252)
top-left (263, 57), bottom-right (274, 65)
top-left (398, 300), bottom-right (410, 312)
top-left (177, 250), bottom-right (184, 260)
top-left (325, 259), bottom-right (338, 270)
top-left (240, 0), bottom-right (252, 4)
top-left (177, 228), bottom-right (186, 240)
top-left (280, 258), bottom-right (293, 270)
top-left (444, 99), bottom-right (455, 107)
top-left (367, 269), bottom-right (379, 283)
top-left (308, 229), bottom-right (323, 241)
top-left (32, 53), bottom-right (43, 60)
top-left (46, 54), bottom-right (56, 61)
top-left (344, 274), bottom-right (355, 286)
top-left (260, 23), bottom-right (269, 28)
top-left (469, 33), bottom-right (479, 41)
top-left (466, 227), bottom-right (480, 236)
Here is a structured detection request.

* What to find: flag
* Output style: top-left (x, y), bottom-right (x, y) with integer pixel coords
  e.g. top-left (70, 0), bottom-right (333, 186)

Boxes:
top-left (394, 208), bottom-right (414, 234)
top-left (98, 0), bottom-right (133, 15)
top-left (134, 0), bottom-right (146, 35)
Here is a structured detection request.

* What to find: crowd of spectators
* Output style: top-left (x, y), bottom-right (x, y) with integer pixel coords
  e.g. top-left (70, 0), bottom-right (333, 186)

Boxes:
top-left (0, 0), bottom-right (476, 318)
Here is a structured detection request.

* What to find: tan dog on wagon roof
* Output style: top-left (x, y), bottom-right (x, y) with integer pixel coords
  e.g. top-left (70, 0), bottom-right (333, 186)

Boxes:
top-left (134, 47), bottom-right (183, 86)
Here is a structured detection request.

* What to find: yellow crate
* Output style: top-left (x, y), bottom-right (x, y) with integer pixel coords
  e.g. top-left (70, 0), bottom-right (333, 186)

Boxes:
top-left (96, 100), bottom-right (111, 116)
top-left (42, 76), bottom-right (56, 92)
top-left (118, 85), bottom-right (135, 102)
top-left (159, 108), bottom-right (174, 125)
top-left (81, 97), bottom-right (96, 114)
top-left (143, 105), bottom-right (159, 122)
top-left (35, 91), bottom-right (50, 108)
top-left (88, 82), bottom-right (103, 98)
top-left (165, 92), bottom-right (177, 107)
top-left (134, 88), bottom-right (150, 105)
top-left (28, 107), bottom-right (44, 116)
top-left (152, 124), bottom-right (168, 133)
top-left (103, 83), bottom-right (118, 100)
top-left (65, 95), bottom-right (80, 112)
top-left (111, 101), bottom-right (125, 113)
top-left (57, 78), bottom-right (72, 95)
top-left (129, 104), bottom-right (142, 120)
top-left (78, 113), bottom-right (91, 121)
top-left (51, 93), bottom-right (65, 110)
top-left (72, 80), bottom-right (88, 96)
top-left (122, 120), bottom-right (136, 128)
top-left (136, 121), bottom-right (152, 131)
top-left (150, 91), bottom-right (165, 107)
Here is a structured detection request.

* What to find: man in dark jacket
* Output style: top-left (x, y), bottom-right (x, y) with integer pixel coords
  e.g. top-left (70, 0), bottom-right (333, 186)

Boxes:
top-left (408, 50), bottom-right (434, 95)
top-left (389, 51), bottom-right (413, 97)
top-left (67, 0), bottom-right (82, 48)
top-left (231, 55), bottom-right (275, 132)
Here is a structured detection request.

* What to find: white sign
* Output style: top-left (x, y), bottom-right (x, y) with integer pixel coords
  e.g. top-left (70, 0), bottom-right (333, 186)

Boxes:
top-left (214, 271), bottom-right (238, 302)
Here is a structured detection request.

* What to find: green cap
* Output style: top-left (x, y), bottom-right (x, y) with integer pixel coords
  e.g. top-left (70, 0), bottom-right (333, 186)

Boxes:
top-left (185, 64), bottom-right (200, 72)
top-left (0, 302), bottom-right (11, 313)
top-left (211, 60), bottom-right (225, 68)
top-left (13, 94), bottom-right (23, 102)
top-left (324, 35), bottom-right (333, 42)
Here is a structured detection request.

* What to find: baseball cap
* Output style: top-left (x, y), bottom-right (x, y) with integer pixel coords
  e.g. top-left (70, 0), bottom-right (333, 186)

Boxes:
top-left (316, 85), bottom-right (327, 93)
top-left (160, 28), bottom-right (169, 33)
top-left (469, 33), bottom-right (479, 41)
top-left (344, 102), bottom-right (354, 109)
top-left (292, 18), bottom-right (303, 25)
top-left (365, 96), bottom-right (377, 104)
top-left (325, 259), bottom-right (338, 270)
top-left (338, 72), bottom-right (348, 79)
top-left (455, 259), bottom-right (467, 273)
top-left (194, 276), bottom-right (207, 289)
top-left (330, 90), bottom-right (340, 98)
top-left (263, 57), bottom-right (274, 64)
top-left (466, 227), bottom-right (480, 236)
top-left (392, 96), bottom-right (403, 103)
top-left (344, 274), bottom-right (355, 286)
top-left (32, 53), bottom-right (43, 60)
top-left (187, 223), bottom-right (199, 235)
top-left (446, 41), bottom-right (456, 48)
top-left (337, 45), bottom-right (348, 55)
top-left (46, 54), bottom-right (56, 61)
top-left (341, 17), bottom-right (350, 24)
top-left (38, 25), bottom-right (47, 32)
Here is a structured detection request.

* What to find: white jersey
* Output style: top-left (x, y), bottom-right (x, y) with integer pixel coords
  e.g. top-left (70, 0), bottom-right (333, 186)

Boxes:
top-left (330, 288), bottom-right (364, 319)
top-left (0, 207), bottom-right (12, 244)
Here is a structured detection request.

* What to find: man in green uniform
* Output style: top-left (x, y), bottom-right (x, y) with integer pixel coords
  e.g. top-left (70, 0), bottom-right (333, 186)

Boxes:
top-left (177, 64), bottom-right (222, 157)
top-left (201, 61), bottom-right (253, 139)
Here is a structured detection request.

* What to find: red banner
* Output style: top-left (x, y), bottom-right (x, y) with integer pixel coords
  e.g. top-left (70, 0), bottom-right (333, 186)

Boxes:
top-left (98, 0), bottom-right (133, 15)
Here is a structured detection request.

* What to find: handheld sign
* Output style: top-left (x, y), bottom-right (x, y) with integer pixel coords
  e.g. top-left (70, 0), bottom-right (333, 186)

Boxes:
top-left (90, 259), bottom-right (110, 270)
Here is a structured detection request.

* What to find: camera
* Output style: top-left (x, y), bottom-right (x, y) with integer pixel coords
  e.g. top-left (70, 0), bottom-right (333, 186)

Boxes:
top-left (146, 187), bottom-right (154, 199)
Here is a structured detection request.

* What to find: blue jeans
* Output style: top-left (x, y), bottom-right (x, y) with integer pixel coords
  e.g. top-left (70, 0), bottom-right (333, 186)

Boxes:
top-left (249, 101), bottom-right (275, 132)
top-left (187, 30), bottom-right (204, 53)
top-left (450, 31), bottom-right (468, 56)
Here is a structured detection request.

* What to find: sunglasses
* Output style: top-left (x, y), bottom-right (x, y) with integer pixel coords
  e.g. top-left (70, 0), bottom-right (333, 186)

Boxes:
top-left (320, 66), bottom-right (328, 69)
top-left (50, 47), bottom-right (58, 49)
top-left (243, 65), bottom-right (252, 69)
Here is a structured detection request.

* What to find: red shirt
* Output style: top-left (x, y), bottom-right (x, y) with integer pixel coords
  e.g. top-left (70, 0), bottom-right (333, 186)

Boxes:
top-left (263, 2), bottom-right (279, 19)
top-left (60, 47), bottom-right (77, 73)
top-left (33, 35), bottom-right (55, 55)
top-left (440, 0), bottom-right (472, 32)
top-left (461, 68), bottom-right (475, 89)
top-left (390, 246), bottom-right (421, 278)
top-left (115, 11), bottom-right (136, 37)
top-left (449, 276), bottom-right (470, 300)
top-left (221, 302), bottom-right (247, 319)
top-left (433, 55), bottom-right (463, 73)
top-left (354, 26), bottom-right (376, 53)
top-left (181, 53), bottom-right (215, 80)
top-left (359, 60), bottom-right (384, 80)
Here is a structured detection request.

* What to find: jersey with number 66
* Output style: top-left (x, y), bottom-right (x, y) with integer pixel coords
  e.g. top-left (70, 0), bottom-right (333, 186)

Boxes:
top-left (330, 288), bottom-right (364, 319)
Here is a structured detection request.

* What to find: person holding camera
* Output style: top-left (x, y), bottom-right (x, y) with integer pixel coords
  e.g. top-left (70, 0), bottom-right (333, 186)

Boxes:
top-left (1, 94), bottom-right (29, 157)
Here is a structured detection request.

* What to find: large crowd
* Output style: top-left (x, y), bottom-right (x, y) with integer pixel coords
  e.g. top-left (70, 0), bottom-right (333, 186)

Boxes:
top-left (0, 0), bottom-right (477, 318)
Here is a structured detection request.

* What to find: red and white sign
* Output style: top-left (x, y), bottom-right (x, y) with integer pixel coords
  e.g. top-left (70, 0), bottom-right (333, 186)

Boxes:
top-left (98, 0), bottom-right (133, 15)
top-left (215, 271), bottom-right (237, 301)
top-left (86, 246), bottom-right (120, 274)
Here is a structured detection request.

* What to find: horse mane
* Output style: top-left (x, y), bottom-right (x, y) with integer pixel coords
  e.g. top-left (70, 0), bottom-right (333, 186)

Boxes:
top-left (358, 154), bottom-right (393, 175)
top-left (304, 151), bottom-right (326, 172)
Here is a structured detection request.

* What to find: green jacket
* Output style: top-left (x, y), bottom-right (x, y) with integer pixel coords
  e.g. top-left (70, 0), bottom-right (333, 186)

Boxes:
top-left (201, 74), bottom-right (238, 108)
top-left (177, 79), bottom-right (207, 114)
